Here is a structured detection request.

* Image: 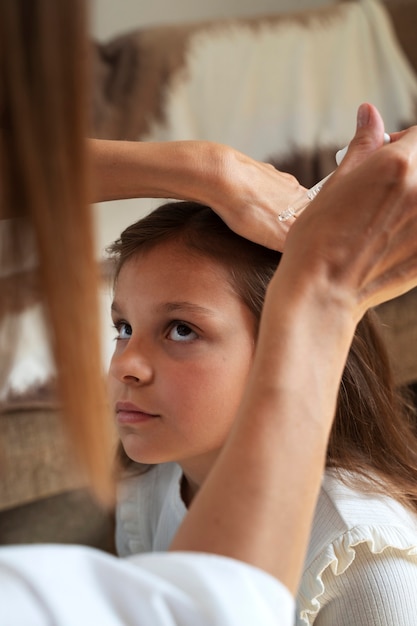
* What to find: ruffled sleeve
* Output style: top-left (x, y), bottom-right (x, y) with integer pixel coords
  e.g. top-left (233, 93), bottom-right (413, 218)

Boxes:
top-left (299, 526), bottom-right (417, 625)
top-left (297, 473), bottom-right (417, 625)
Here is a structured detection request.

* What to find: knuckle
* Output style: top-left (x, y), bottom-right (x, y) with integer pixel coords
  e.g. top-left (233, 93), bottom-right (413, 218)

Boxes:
top-left (378, 144), bottom-right (412, 186)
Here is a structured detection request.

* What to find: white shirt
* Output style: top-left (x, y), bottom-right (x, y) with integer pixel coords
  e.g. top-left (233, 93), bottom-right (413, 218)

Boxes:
top-left (0, 544), bottom-right (294, 626)
top-left (116, 464), bottom-right (417, 625)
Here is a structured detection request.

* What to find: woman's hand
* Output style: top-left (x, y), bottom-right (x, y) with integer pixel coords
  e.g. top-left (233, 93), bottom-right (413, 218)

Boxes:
top-left (281, 103), bottom-right (417, 322)
top-left (200, 144), bottom-right (303, 251)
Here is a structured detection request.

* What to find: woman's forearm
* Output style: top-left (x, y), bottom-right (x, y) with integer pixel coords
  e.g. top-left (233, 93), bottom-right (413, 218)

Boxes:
top-left (171, 269), bottom-right (356, 593)
top-left (89, 138), bottom-right (217, 203)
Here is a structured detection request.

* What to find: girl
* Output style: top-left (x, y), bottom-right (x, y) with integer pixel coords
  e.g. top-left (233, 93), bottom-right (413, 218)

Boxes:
top-left (109, 201), bottom-right (417, 626)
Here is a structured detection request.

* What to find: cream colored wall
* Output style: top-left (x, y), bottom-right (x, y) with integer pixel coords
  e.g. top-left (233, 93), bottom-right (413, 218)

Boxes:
top-left (91, 0), bottom-right (336, 257)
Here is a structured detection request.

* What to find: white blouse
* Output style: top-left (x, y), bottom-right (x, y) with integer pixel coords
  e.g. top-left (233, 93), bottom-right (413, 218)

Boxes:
top-left (116, 464), bottom-right (417, 626)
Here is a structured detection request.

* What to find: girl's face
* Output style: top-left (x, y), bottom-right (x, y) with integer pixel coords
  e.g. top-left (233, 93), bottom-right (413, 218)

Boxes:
top-left (108, 239), bottom-right (256, 487)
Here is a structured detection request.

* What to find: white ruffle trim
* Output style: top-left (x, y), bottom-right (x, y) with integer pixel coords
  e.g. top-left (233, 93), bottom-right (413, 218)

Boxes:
top-left (299, 525), bottom-right (417, 625)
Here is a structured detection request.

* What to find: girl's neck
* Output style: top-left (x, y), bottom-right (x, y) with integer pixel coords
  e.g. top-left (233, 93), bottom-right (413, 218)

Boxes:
top-left (180, 473), bottom-right (200, 508)
top-left (179, 449), bottom-right (221, 506)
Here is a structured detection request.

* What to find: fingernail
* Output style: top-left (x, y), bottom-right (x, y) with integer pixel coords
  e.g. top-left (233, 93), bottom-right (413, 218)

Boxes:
top-left (357, 103), bottom-right (370, 128)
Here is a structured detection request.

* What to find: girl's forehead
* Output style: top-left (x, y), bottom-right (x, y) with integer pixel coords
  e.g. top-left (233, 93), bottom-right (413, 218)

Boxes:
top-left (113, 238), bottom-right (258, 333)
top-left (123, 238), bottom-right (228, 275)
top-left (115, 239), bottom-right (246, 308)
top-left (118, 239), bottom-right (228, 285)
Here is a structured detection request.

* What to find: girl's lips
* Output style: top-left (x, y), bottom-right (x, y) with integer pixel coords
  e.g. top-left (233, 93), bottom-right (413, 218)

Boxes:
top-left (115, 401), bottom-right (159, 424)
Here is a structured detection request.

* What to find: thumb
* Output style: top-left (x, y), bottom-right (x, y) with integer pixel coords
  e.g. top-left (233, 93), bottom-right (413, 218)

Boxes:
top-left (338, 103), bottom-right (387, 173)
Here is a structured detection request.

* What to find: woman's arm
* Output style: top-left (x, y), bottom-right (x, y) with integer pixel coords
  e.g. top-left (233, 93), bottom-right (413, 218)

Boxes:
top-left (171, 104), bottom-right (417, 593)
top-left (89, 138), bottom-right (301, 251)
top-left (171, 254), bottom-right (356, 592)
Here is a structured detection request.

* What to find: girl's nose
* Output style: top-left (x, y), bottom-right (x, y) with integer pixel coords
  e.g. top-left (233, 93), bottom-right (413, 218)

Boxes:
top-left (109, 339), bottom-right (154, 386)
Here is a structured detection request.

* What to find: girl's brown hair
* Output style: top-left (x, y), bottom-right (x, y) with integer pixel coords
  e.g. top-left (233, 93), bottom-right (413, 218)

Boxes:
top-left (109, 201), bottom-right (417, 512)
top-left (0, 0), bottom-right (113, 503)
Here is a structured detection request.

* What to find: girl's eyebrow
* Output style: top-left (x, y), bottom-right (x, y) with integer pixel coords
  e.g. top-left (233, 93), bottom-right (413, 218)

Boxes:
top-left (157, 301), bottom-right (217, 317)
top-left (110, 300), bottom-right (217, 317)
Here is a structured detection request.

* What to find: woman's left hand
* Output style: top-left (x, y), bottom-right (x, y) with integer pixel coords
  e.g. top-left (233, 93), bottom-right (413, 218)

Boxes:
top-left (201, 144), bottom-right (303, 251)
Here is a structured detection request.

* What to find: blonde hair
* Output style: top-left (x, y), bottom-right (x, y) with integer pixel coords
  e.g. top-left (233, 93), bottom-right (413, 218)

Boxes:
top-left (0, 0), bottom-right (113, 503)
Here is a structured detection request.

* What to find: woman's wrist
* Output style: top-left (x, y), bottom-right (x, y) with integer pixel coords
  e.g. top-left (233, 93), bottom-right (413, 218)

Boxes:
top-left (145, 140), bottom-right (231, 206)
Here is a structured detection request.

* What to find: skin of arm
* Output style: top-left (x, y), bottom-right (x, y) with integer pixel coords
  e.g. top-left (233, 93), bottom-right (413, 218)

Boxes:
top-left (171, 104), bottom-right (417, 593)
top-left (170, 245), bottom-right (357, 593)
top-left (89, 138), bottom-right (301, 251)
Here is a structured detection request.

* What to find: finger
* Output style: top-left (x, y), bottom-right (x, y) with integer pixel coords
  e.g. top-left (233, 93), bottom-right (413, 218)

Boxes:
top-left (337, 103), bottom-right (386, 173)
top-left (386, 126), bottom-right (417, 144)
top-left (387, 125), bottom-right (417, 155)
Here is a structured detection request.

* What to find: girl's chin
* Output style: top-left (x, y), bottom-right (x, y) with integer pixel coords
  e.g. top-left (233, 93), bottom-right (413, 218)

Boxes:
top-left (121, 439), bottom-right (174, 466)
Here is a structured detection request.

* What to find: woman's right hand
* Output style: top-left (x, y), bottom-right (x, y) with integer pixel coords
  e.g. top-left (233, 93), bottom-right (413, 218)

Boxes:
top-left (281, 103), bottom-right (417, 323)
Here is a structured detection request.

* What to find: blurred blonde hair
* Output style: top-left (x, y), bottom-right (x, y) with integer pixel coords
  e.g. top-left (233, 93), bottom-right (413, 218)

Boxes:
top-left (0, 0), bottom-right (113, 503)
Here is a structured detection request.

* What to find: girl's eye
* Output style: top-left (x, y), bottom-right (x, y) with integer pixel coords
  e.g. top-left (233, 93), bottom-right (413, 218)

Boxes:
top-left (167, 322), bottom-right (198, 342)
top-left (114, 321), bottom-right (132, 340)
